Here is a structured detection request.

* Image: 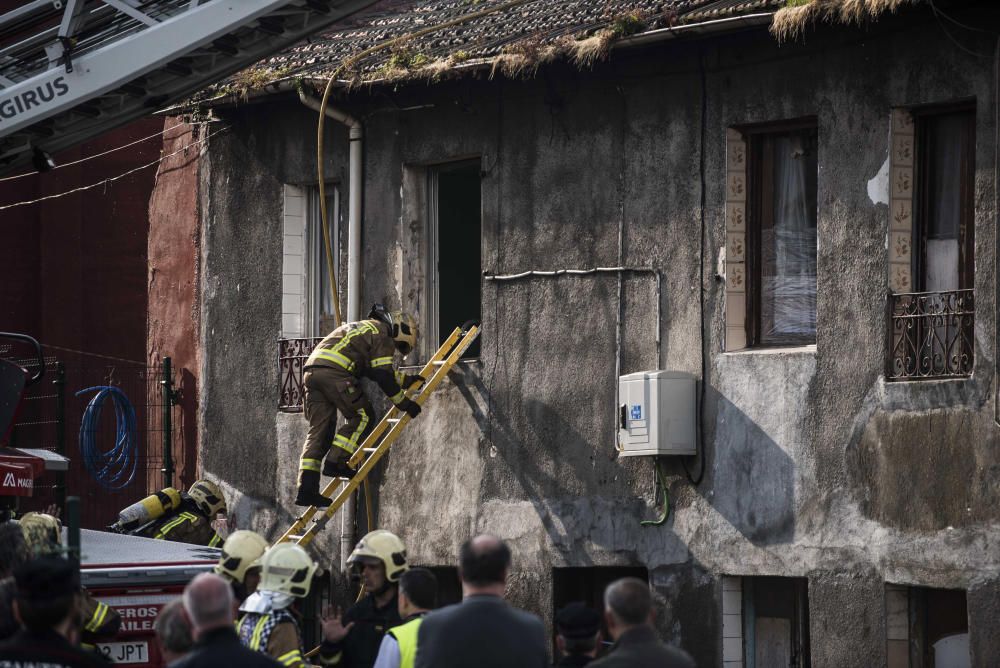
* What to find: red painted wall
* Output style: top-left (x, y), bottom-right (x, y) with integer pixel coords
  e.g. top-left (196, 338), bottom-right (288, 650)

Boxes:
top-left (0, 117), bottom-right (165, 526)
top-left (147, 117), bottom-right (202, 494)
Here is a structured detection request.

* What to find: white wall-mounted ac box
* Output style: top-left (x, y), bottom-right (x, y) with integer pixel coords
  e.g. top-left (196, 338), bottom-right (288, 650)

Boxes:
top-left (618, 371), bottom-right (696, 457)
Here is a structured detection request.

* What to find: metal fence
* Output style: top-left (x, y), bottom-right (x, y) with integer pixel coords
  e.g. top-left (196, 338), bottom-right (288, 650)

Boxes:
top-left (279, 337), bottom-right (322, 412)
top-left (888, 289), bottom-right (975, 380)
top-left (2, 353), bottom-right (178, 529)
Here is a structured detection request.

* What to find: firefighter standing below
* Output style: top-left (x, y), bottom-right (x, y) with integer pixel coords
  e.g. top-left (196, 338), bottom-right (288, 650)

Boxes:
top-left (237, 542), bottom-right (317, 668)
top-left (117, 480), bottom-right (226, 547)
top-left (295, 305), bottom-right (423, 508)
top-left (318, 530), bottom-right (408, 668)
top-left (19, 512), bottom-right (121, 649)
top-left (214, 530), bottom-right (269, 604)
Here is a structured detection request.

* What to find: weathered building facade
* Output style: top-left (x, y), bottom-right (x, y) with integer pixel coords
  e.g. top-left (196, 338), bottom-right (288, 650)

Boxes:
top-left (165, 0), bottom-right (1000, 664)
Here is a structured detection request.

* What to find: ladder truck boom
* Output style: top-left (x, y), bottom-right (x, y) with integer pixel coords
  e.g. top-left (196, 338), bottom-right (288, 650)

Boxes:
top-left (0, 0), bottom-right (381, 172)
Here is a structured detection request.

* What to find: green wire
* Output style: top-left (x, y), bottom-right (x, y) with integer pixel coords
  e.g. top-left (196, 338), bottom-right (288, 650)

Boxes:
top-left (640, 461), bottom-right (670, 527)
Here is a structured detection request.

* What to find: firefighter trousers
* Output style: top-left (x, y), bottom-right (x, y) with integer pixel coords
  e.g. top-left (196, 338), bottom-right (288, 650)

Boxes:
top-left (298, 367), bottom-right (374, 480)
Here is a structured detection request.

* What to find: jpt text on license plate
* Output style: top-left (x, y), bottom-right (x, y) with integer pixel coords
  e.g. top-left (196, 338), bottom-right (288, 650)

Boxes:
top-left (98, 641), bottom-right (149, 664)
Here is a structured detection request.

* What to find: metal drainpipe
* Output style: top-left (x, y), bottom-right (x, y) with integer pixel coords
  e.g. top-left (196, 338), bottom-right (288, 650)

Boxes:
top-left (299, 89), bottom-right (363, 570)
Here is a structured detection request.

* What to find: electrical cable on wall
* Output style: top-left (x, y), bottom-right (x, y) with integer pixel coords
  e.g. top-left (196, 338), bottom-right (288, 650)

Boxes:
top-left (682, 45), bottom-right (709, 487)
top-left (77, 385), bottom-right (138, 491)
top-left (640, 460), bottom-right (670, 527)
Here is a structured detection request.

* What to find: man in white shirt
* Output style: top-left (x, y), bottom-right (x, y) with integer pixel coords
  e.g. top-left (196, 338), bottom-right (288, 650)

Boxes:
top-left (373, 568), bottom-right (437, 668)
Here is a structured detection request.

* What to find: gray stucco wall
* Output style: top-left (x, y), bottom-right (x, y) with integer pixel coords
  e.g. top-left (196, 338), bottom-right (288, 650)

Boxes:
top-left (193, 7), bottom-right (1000, 666)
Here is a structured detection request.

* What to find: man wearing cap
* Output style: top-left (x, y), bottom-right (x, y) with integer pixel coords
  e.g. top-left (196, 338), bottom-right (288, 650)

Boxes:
top-left (0, 555), bottom-right (111, 666)
top-left (553, 602), bottom-right (603, 667)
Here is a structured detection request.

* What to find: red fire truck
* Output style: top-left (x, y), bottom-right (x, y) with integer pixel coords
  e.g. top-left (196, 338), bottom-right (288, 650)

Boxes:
top-left (82, 529), bottom-right (218, 667)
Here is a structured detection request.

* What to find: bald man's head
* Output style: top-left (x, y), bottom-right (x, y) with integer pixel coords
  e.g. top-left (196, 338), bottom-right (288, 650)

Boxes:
top-left (459, 534), bottom-right (511, 587)
top-left (604, 577), bottom-right (652, 627)
top-left (183, 573), bottom-right (234, 633)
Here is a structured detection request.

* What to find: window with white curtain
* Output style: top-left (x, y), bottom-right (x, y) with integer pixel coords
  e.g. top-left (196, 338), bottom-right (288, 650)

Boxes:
top-left (915, 106), bottom-right (975, 293)
top-left (307, 185), bottom-right (339, 336)
top-left (746, 122), bottom-right (818, 347)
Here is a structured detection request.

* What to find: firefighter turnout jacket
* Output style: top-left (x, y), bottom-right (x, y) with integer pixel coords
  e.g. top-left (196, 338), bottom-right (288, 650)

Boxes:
top-left (319, 591), bottom-right (402, 667)
top-left (305, 320), bottom-right (409, 406)
top-left (134, 500), bottom-right (221, 547)
top-left (80, 589), bottom-right (121, 646)
top-left (237, 607), bottom-right (306, 668)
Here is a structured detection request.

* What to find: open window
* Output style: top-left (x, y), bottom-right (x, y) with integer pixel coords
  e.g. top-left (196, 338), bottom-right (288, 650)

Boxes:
top-left (428, 160), bottom-right (481, 358)
top-left (723, 576), bottom-right (810, 668)
top-left (886, 585), bottom-right (969, 668)
top-left (913, 105), bottom-right (975, 294)
top-left (887, 104), bottom-right (976, 380)
top-left (744, 121), bottom-right (818, 348)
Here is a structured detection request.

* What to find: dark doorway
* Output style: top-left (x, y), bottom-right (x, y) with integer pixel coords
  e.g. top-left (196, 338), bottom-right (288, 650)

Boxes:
top-left (742, 576), bottom-right (810, 668)
top-left (432, 161), bottom-right (481, 358)
top-left (552, 567), bottom-right (649, 660)
top-left (423, 566), bottom-right (462, 609)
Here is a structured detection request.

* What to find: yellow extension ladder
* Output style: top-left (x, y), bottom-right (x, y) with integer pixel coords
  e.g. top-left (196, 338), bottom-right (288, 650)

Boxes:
top-left (275, 323), bottom-right (480, 548)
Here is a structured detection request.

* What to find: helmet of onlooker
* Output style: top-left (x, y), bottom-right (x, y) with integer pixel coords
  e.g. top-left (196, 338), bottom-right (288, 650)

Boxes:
top-left (19, 513), bottom-right (61, 556)
top-left (214, 530), bottom-right (268, 583)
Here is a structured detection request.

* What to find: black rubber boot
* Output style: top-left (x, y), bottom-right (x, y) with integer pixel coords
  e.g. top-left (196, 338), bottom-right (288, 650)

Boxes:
top-left (322, 458), bottom-right (357, 480)
top-left (294, 470), bottom-right (332, 508)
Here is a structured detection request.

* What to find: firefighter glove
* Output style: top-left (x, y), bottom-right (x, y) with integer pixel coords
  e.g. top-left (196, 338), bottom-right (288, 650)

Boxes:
top-left (399, 398), bottom-right (422, 419)
top-left (403, 374), bottom-right (424, 390)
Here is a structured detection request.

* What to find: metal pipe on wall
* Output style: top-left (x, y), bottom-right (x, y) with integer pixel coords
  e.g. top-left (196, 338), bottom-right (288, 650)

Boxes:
top-left (299, 89), bottom-right (364, 571)
top-left (484, 266), bottom-right (662, 451)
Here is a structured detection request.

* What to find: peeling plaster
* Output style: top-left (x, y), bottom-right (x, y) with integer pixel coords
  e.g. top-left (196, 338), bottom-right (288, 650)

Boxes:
top-left (868, 152), bottom-right (890, 206)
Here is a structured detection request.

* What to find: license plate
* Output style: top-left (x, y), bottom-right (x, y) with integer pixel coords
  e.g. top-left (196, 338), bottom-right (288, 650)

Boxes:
top-left (96, 641), bottom-right (149, 664)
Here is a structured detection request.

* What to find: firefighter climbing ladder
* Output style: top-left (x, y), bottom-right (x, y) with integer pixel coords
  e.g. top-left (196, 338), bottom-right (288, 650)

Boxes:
top-left (276, 323), bottom-right (480, 548)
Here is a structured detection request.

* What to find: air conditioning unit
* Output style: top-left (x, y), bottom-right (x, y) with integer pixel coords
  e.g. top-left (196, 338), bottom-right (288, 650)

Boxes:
top-left (618, 371), bottom-right (696, 457)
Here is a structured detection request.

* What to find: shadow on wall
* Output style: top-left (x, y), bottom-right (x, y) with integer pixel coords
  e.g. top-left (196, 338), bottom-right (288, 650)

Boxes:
top-left (452, 369), bottom-right (595, 563)
top-left (176, 368), bottom-right (199, 490)
top-left (703, 385), bottom-right (796, 547)
top-left (453, 365), bottom-right (665, 564)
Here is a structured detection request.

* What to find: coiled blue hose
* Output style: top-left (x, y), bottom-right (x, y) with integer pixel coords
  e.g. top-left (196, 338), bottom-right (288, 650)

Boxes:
top-left (76, 385), bottom-right (138, 490)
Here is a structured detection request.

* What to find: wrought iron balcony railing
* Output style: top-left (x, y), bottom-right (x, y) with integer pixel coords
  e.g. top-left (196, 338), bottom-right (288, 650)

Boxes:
top-left (888, 289), bottom-right (974, 381)
top-left (279, 337), bottom-right (322, 412)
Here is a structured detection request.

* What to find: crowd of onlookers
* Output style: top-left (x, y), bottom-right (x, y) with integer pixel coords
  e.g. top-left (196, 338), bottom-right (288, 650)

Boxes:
top-left (0, 513), bottom-right (696, 668)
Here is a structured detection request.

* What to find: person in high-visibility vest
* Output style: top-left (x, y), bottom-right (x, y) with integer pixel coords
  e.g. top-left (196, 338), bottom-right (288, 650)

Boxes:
top-left (237, 542), bottom-right (317, 668)
top-left (372, 568), bottom-right (437, 668)
top-left (295, 304), bottom-right (424, 508)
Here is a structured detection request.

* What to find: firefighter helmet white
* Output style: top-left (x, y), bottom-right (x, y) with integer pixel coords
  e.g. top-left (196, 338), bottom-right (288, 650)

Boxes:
top-left (214, 530), bottom-right (268, 583)
top-left (347, 529), bottom-right (408, 582)
top-left (188, 479), bottom-right (227, 518)
top-left (389, 311), bottom-right (418, 356)
top-left (258, 543), bottom-right (317, 598)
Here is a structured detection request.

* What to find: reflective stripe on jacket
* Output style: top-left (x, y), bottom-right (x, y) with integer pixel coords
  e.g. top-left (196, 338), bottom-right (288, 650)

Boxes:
top-left (306, 320), bottom-right (396, 377)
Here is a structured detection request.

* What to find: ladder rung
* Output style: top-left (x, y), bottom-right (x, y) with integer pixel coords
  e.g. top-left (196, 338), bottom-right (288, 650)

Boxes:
top-left (387, 418), bottom-right (401, 424)
top-left (288, 535), bottom-right (304, 542)
top-left (362, 448), bottom-right (377, 453)
top-left (432, 361), bottom-right (447, 366)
